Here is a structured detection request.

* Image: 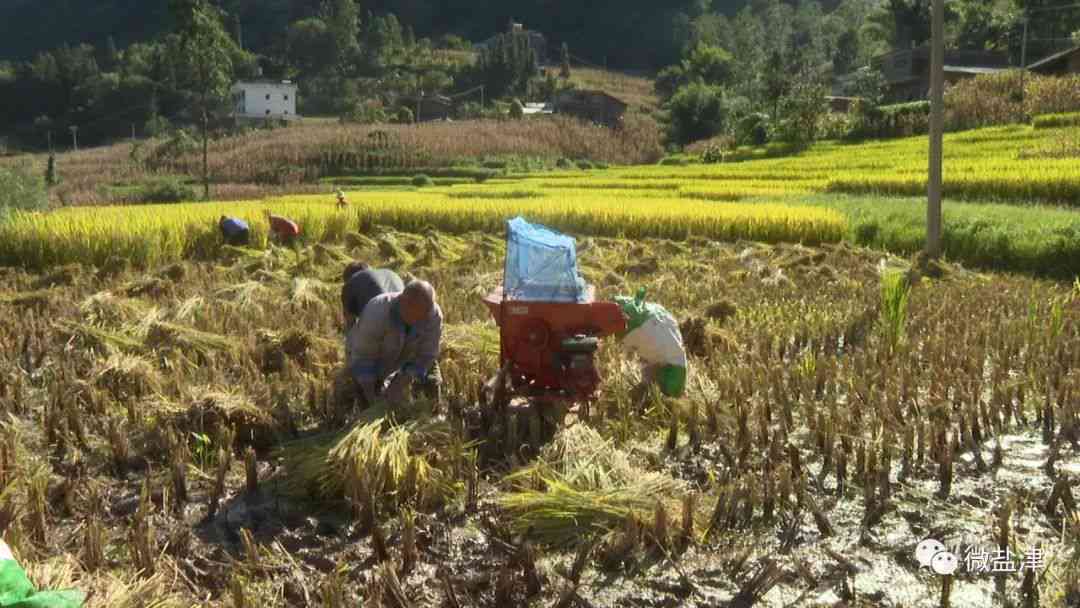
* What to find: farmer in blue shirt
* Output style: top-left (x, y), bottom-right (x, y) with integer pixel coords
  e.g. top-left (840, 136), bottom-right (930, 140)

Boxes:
top-left (345, 280), bottom-right (443, 407)
top-left (219, 216), bottom-right (250, 246)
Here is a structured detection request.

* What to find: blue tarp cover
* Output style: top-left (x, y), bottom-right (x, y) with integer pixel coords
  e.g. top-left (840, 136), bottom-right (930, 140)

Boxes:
top-left (504, 217), bottom-right (587, 302)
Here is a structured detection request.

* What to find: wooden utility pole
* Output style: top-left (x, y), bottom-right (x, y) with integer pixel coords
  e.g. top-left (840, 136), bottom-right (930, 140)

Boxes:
top-left (926, 0), bottom-right (945, 258)
top-left (1019, 14), bottom-right (1029, 105)
top-left (69, 125), bottom-right (78, 152)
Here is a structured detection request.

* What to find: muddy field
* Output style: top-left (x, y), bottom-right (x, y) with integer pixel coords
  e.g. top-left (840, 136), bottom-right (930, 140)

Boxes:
top-left (0, 228), bottom-right (1078, 607)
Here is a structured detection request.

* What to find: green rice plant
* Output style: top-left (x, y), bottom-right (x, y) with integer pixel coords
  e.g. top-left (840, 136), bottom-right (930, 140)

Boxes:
top-left (879, 269), bottom-right (911, 351)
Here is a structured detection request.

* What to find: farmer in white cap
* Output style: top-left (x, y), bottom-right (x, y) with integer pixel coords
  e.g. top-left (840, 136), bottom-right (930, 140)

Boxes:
top-left (345, 279), bottom-right (443, 407)
top-left (0, 539), bottom-right (84, 607)
top-left (614, 288), bottom-right (689, 404)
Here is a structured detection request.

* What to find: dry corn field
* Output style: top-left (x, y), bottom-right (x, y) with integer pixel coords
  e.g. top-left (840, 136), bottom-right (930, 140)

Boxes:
top-left (1, 226), bottom-right (1079, 607)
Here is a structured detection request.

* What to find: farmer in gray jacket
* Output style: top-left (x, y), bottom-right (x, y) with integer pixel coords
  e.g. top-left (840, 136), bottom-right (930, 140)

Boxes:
top-left (346, 280), bottom-right (443, 406)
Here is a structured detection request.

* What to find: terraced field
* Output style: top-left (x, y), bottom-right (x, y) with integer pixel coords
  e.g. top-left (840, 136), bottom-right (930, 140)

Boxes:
top-left (4, 123), bottom-right (1080, 276)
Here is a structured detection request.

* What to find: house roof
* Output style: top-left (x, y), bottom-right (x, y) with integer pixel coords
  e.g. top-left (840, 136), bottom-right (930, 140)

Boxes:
top-left (943, 65), bottom-right (1006, 75)
top-left (556, 89), bottom-right (628, 107)
top-left (1027, 45), bottom-right (1080, 71)
top-left (234, 80), bottom-right (298, 87)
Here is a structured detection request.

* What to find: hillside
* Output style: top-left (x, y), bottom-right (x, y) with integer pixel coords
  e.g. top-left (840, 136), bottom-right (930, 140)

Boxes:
top-left (0, 0), bottom-right (711, 68)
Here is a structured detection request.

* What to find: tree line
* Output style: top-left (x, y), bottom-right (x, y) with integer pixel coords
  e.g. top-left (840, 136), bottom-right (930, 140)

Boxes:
top-left (653, 0), bottom-right (1080, 145)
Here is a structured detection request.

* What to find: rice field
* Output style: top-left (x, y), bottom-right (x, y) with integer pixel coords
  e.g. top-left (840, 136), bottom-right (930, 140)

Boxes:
top-left (4, 122), bottom-right (1080, 276)
top-left (1, 230), bottom-right (1079, 607)
top-left (0, 193), bottom-right (846, 270)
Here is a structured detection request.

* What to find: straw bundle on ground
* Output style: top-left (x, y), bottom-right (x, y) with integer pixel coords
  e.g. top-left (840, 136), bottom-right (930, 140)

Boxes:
top-left (499, 425), bottom-right (682, 547)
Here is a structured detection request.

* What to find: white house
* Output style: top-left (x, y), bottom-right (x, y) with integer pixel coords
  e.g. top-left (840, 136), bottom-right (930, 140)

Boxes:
top-left (231, 80), bottom-right (299, 122)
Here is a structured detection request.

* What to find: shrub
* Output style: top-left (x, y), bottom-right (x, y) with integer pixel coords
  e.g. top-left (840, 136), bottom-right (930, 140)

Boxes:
top-left (817, 112), bottom-right (853, 141)
top-left (736, 113), bottom-right (769, 146)
top-left (556, 157), bottom-right (574, 169)
top-left (0, 164), bottom-right (48, 218)
top-left (1033, 112), bottom-right (1080, 130)
top-left (509, 99), bottom-right (525, 120)
top-left (344, 100), bottom-right (389, 125)
top-left (846, 101), bottom-right (929, 140)
top-left (134, 177), bottom-right (197, 204)
top-left (395, 107), bottom-right (415, 124)
top-left (412, 174), bottom-right (434, 187)
top-left (665, 82), bottom-right (728, 145)
top-left (144, 115), bottom-right (172, 138)
top-left (770, 77), bottom-right (828, 145)
top-left (575, 159), bottom-right (593, 170)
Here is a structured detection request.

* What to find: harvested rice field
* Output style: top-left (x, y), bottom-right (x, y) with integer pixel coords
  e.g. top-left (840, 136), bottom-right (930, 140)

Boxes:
top-left (1, 228), bottom-right (1079, 607)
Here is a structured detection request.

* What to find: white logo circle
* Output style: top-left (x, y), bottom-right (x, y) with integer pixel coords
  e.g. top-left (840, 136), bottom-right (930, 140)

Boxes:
top-left (931, 550), bottom-right (960, 576)
top-left (915, 538), bottom-right (947, 568)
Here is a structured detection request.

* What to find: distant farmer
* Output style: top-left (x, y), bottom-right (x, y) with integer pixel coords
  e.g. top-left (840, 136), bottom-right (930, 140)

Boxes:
top-left (219, 215), bottom-right (250, 246)
top-left (346, 280), bottom-right (443, 407)
top-left (265, 210), bottom-right (300, 244)
top-left (615, 289), bottom-right (688, 403)
top-left (0, 538), bottom-right (84, 607)
top-left (341, 261), bottom-right (404, 331)
top-left (336, 190), bottom-right (348, 209)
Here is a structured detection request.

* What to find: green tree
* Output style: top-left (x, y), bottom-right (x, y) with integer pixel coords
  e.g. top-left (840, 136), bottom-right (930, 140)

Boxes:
top-left (771, 71), bottom-right (828, 146)
top-left (684, 43), bottom-right (733, 85)
top-left (472, 31), bottom-right (536, 99)
top-left (762, 49), bottom-right (788, 118)
top-left (833, 28), bottom-right (860, 74)
top-left (847, 66), bottom-right (886, 106)
top-left (287, 18), bottom-right (336, 76)
top-left (169, 0), bottom-right (238, 200)
top-left (665, 81), bottom-right (728, 145)
top-left (329, 0), bottom-right (359, 75)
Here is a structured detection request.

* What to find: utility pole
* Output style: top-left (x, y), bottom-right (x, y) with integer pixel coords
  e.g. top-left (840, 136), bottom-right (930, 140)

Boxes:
top-left (417, 89), bottom-right (423, 123)
top-left (927, 0), bottom-right (944, 258)
top-left (480, 85), bottom-right (484, 109)
top-left (69, 125), bottom-right (78, 152)
top-left (46, 131), bottom-right (52, 153)
top-left (131, 123), bottom-right (136, 142)
top-left (1019, 14), bottom-right (1029, 106)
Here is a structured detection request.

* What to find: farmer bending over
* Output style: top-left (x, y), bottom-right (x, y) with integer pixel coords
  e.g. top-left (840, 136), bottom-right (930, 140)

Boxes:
top-left (346, 280), bottom-right (443, 407)
top-left (265, 210), bottom-right (300, 244)
top-left (615, 289), bottom-right (688, 404)
top-left (219, 215), bottom-right (250, 246)
top-left (336, 190), bottom-right (348, 209)
top-left (341, 261), bottom-right (404, 332)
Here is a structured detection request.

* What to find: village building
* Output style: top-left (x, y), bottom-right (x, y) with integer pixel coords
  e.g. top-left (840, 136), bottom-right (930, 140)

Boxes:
top-left (553, 90), bottom-right (628, 128)
top-left (839, 46), bottom-right (1010, 103)
top-left (1027, 45), bottom-right (1080, 76)
top-left (231, 80), bottom-right (299, 122)
top-left (399, 94), bottom-right (454, 122)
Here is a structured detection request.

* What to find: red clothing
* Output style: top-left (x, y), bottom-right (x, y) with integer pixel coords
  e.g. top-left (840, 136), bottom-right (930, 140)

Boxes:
top-left (268, 214), bottom-right (300, 237)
